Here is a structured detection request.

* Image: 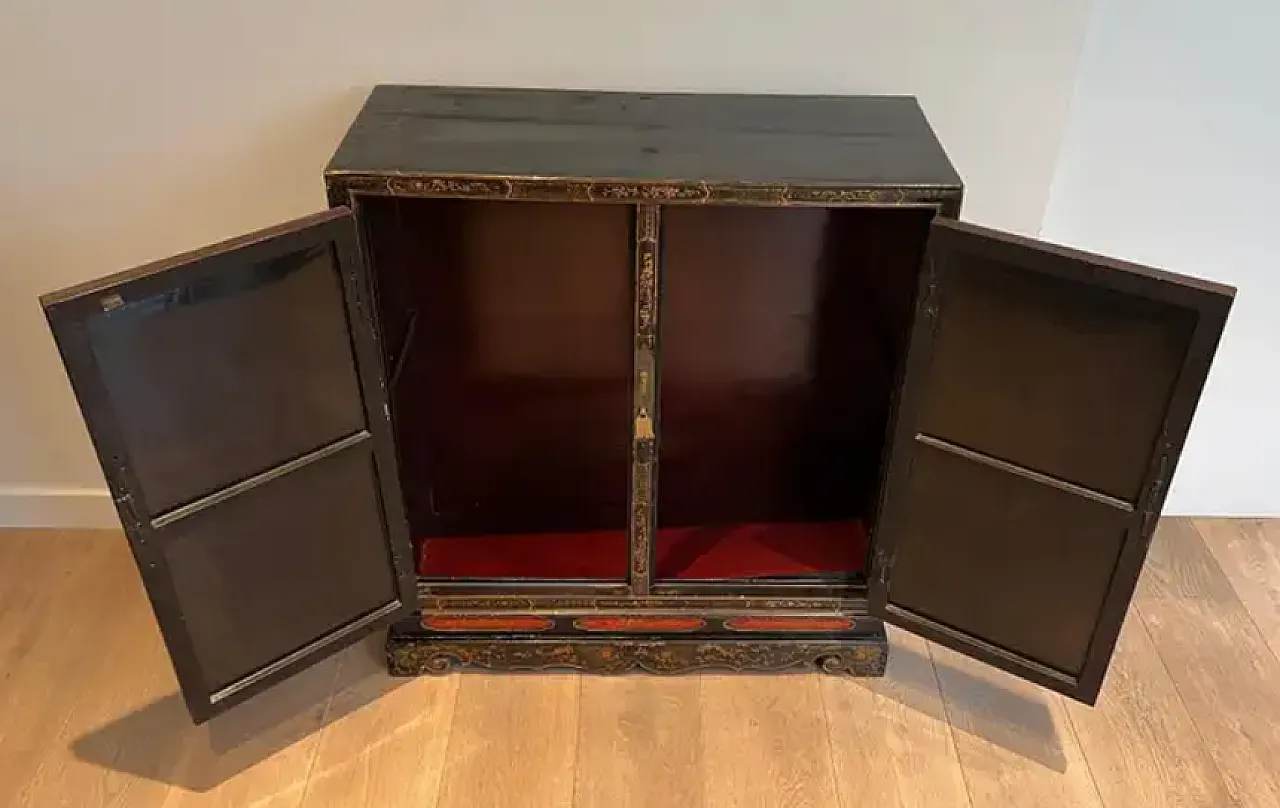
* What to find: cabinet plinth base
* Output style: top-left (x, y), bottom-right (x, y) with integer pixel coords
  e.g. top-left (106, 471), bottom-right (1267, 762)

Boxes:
top-left (386, 617), bottom-right (888, 677)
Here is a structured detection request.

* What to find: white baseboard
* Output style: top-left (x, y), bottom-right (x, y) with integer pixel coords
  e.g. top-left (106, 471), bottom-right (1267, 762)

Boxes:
top-left (0, 486), bottom-right (120, 529)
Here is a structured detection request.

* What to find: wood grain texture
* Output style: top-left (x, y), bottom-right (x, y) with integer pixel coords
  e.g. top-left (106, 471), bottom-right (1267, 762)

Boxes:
top-left (16, 577), bottom-right (174, 808)
top-left (0, 531), bottom-right (94, 701)
top-left (7, 525), bottom-right (1280, 808)
top-left (928, 643), bottom-right (1104, 808)
top-left (0, 531), bottom-right (131, 808)
top-left (574, 676), bottom-right (702, 808)
top-left (1198, 517), bottom-right (1280, 660)
top-left (327, 85), bottom-right (962, 188)
top-left (1062, 615), bottom-right (1232, 808)
top-left (821, 630), bottom-right (970, 808)
top-left (701, 673), bottom-right (841, 808)
top-left (298, 646), bottom-right (460, 807)
top-left (137, 654), bottom-right (344, 808)
top-left (5, 531), bottom-right (346, 808)
top-left (1137, 519), bottom-right (1280, 807)
top-left (433, 674), bottom-right (579, 808)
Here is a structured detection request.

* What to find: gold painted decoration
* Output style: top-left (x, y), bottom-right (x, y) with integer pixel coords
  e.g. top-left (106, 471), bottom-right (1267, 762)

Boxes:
top-left (326, 172), bottom-right (962, 210)
top-left (629, 204), bottom-right (661, 595)
top-left (388, 637), bottom-right (887, 677)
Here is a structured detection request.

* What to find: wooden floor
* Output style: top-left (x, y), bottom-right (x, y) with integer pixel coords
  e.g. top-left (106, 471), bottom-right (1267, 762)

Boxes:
top-left (2, 518), bottom-right (1279, 807)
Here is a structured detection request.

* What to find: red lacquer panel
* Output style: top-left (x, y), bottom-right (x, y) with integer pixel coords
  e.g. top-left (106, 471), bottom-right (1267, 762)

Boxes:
top-left (573, 616), bottom-right (706, 632)
top-left (423, 615), bottom-right (554, 632)
top-left (724, 616), bottom-right (855, 632)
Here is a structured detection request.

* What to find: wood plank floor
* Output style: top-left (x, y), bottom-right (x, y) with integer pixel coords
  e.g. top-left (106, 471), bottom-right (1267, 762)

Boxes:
top-left (1, 518), bottom-right (1277, 807)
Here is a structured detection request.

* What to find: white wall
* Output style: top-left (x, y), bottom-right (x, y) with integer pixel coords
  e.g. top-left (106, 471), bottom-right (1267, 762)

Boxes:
top-left (0, 0), bottom-right (1096, 526)
top-left (1041, 0), bottom-right (1280, 515)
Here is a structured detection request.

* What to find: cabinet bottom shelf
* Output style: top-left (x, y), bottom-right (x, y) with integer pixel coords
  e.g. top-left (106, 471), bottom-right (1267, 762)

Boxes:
top-left (385, 613), bottom-right (887, 677)
top-left (416, 519), bottom-right (868, 580)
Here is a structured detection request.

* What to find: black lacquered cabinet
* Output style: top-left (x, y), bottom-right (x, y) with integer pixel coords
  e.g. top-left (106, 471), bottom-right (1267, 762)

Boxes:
top-left (42, 85), bottom-right (1233, 723)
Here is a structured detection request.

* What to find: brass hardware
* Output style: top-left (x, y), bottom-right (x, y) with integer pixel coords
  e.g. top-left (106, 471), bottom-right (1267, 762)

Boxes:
top-left (635, 409), bottom-right (655, 441)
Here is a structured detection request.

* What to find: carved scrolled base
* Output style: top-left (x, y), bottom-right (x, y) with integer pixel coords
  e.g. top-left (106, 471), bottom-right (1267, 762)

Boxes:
top-left (816, 647), bottom-right (888, 676)
top-left (386, 636), bottom-right (887, 678)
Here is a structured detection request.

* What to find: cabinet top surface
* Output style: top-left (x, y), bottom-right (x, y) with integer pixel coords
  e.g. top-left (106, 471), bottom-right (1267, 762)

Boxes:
top-left (325, 84), bottom-right (962, 189)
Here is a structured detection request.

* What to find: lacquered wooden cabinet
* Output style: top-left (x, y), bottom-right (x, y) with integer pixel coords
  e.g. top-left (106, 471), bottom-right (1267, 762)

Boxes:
top-left (42, 85), bottom-right (1233, 723)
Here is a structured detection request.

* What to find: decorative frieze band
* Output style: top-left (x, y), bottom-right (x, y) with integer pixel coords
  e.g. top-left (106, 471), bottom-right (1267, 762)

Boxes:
top-left (327, 172), bottom-right (962, 209)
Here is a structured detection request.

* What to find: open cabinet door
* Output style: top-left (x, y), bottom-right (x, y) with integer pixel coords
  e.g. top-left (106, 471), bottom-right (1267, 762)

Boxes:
top-left (41, 208), bottom-right (416, 723)
top-left (869, 218), bottom-right (1233, 704)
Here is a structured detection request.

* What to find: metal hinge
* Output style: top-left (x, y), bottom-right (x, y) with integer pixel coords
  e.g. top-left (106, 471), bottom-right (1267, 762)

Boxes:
top-left (875, 547), bottom-right (894, 586)
top-left (113, 491), bottom-right (143, 535)
top-left (921, 258), bottom-right (941, 324)
top-left (1141, 449), bottom-right (1172, 537)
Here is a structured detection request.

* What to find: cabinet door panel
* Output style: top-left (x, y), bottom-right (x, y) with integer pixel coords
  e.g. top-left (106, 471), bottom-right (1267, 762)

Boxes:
top-left (886, 440), bottom-right (1129, 679)
top-left (916, 253), bottom-right (1195, 502)
top-left (84, 240), bottom-right (369, 514)
top-left (42, 209), bottom-right (415, 723)
top-left (160, 442), bottom-right (397, 697)
top-left (870, 218), bottom-right (1232, 703)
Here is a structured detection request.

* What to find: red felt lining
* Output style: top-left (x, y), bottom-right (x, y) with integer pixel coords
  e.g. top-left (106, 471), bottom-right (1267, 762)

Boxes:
top-left (416, 520), bottom-right (866, 580)
top-left (657, 520), bottom-right (867, 579)
top-left (418, 529), bottom-right (628, 579)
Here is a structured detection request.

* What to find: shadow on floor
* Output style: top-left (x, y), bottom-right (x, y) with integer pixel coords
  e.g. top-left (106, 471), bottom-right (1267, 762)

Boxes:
top-left (69, 635), bottom-right (407, 792)
top-left (73, 629), bottom-right (1068, 788)
top-left (857, 635), bottom-right (1068, 772)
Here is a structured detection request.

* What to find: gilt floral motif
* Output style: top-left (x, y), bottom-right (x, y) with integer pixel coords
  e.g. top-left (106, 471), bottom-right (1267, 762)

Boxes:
top-left (388, 637), bottom-right (887, 677)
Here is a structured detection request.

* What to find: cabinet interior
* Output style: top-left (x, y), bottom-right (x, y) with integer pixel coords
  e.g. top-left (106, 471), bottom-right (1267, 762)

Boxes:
top-left (360, 196), bottom-right (934, 582)
top-left (657, 206), bottom-right (933, 580)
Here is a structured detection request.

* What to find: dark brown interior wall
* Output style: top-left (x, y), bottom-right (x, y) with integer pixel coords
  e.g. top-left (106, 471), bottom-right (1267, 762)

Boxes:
top-left (360, 197), bottom-right (634, 540)
top-left (359, 197), bottom-right (934, 547)
top-left (657, 205), bottom-right (934, 529)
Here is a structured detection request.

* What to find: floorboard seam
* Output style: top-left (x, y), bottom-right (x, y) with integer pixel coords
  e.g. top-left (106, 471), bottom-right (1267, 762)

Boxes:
top-left (1192, 518), bottom-right (1280, 670)
top-left (1137, 605), bottom-right (1239, 808)
top-left (293, 649), bottom-right (350, 808)
top-left (1133, 597), bottom-right (1243, 808)
top-left (815, 673), bottom-right (853, 808)
top-left (925, 641), bottom-right (977, 808)
top-left (570, 674), bottom-right (586, 808)
top-left (1058, 695), bottom-right (1107, 807)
